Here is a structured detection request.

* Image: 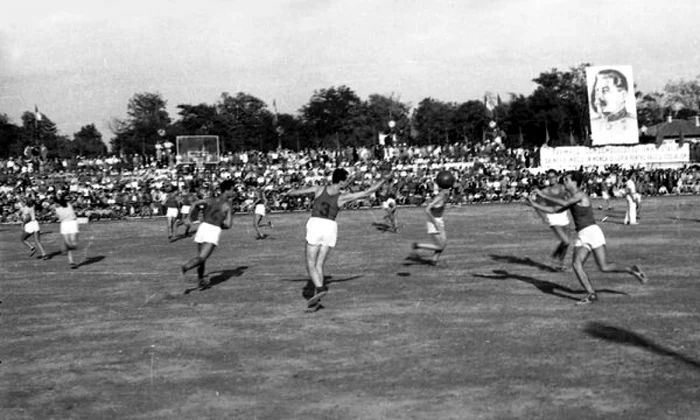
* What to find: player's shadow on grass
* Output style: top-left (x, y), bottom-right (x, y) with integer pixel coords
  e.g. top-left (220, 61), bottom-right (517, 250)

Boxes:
top-left (78, 255), bottom-right (105, 267)
top-left (670, 216), bottom-right (700, 223)
top-left (473, 269), bottom-right (628, 301)
top-left (489, 254), bottom-right (562, 272)
top-left (186, 266), bottom-right (249, 293)
top-left (280, 274), bottom-right (363, 284)
top-left (208, 266), bottom-right (248, 286)
top-left (43, 250), bottom-right (63, 260)
top-left (372, 222), bottom-right (396, 232)
top-left (584, 322), bottom-right (700, 370)
top-left (403, 254), bottom-right (437, 266)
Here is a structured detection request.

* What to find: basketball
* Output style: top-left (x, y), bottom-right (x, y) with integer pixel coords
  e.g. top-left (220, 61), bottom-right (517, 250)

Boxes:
top-left (435, 170), bottom-right (455, 189)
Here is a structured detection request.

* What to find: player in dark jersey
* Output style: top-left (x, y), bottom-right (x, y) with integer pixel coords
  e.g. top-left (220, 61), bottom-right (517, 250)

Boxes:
top-left (527, 170), bottom-right (647, 305)
top-left (179, 180), bottom-right (236, 289)
top-left (285, 168), bottom-right (391, 309)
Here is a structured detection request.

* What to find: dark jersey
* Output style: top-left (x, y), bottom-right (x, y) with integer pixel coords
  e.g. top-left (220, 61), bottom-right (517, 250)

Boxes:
top-left (570, 203), bottom-right (596, 232)
top-left (164, 194), bottom-right (179, 208)
top-left (311, 186), bottom-right (340, 221)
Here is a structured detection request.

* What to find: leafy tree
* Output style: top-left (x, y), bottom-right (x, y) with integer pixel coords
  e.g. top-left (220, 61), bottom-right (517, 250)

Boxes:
top-left (110, 92), bottom-right (171, 155)
top-left (300, 86), bottom-right (364, 149)
top-left (216, 92), bottom-right (276, 151)
top-left (453, 100), bottom-right (490, 146)
top-left (412, 98), bottom-right (456, 146)
top-left (663, 77), bottom-right (700, 115)
top-left (19, 111), bottom-right (69, 158)
top-left (364, 94), bottom-right (411, 145)
top-left (526, 65), bottom-right (590, 146)
top-left (73, 124), bottom-right (107, 157)
top-left (0, 113), bottom-right (23, 158)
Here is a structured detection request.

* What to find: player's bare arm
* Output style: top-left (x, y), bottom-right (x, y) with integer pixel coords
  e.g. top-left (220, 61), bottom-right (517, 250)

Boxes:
top-left (337, 177), bottom-right (389, 207)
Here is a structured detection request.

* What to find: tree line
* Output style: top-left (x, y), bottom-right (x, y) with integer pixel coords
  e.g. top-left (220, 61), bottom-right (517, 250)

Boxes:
top-left (1, 63), bottom-right (699, 159)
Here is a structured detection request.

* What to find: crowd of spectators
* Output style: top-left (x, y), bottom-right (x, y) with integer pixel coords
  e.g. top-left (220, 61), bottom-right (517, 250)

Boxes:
top-left (1, 141), bottom-right (699, 224)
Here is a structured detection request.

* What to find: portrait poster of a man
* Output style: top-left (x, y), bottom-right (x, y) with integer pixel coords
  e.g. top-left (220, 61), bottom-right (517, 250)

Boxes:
top-left (586, 65), bottom-right (639, 146)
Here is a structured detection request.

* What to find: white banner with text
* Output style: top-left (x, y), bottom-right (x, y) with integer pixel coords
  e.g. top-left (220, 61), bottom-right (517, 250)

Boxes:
top-left (540, 142), bottom-right (689, 170)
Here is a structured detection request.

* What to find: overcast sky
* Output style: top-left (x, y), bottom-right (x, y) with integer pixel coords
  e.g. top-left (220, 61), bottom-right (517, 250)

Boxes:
top-left (1, 0), bottom-right (699, 141)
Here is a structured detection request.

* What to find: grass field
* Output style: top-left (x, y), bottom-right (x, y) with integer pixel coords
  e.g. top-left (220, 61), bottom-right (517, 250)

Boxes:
top-left (3, 196), bottom-right (700, 420)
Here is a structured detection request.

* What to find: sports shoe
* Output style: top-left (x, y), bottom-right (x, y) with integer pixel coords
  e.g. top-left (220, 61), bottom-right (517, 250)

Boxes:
top-left (306, 286), bottom-right (328, 308)
top-left (411, 242), bottom-right (418, 250)
top-left (70, 263), bottom-right (78, 270)
top-left (302, 281), bottom-right (315, 300)
top-left (576, 293), bottom-right (598, 305)
top-left (28, 247), bottom-right (36, 258)
top-left (631, 265), bottom-right (647, 284)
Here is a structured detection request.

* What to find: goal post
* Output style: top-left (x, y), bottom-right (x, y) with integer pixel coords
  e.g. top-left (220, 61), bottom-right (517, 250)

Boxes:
top-left (175, 135), bottom-right (220, 168)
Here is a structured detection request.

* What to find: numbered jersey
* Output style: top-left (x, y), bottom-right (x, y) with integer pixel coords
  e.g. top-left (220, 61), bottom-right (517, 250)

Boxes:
top-left (311, 186), bottom-right (340, 221)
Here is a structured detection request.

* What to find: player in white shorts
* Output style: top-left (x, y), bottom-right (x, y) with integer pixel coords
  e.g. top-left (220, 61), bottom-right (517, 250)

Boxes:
top-left (180, 180), bottom-right (235, 289)
top-left (531, 170), bottom-right (571, 270)
top-left (19, 197), bottom-right (47, 260)
top-left (285, 168), bottom-right (391, 309)
top-left (411, 180), bottom-right (449, 265)
top-left (53, 193), bottom-right (80, 269)
top-left (178, 190), bottom-right (194, 237)
top-left (252, 190), bottom-right (272, 240)
top-left (163, 188), bottom-right (180, 241)
top-left (381, 195), bottom-right (398, 232)
top-left (528, 171), bottom-right (647, 305)
top-left (623, 173), bottom-right (640, 225)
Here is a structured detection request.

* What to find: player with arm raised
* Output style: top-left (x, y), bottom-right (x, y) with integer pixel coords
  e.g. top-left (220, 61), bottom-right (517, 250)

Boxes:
top-left (179, 180), bottom-right (235, 289)
top-left (527, 171), bottom-right (647, 305)
top-left (286, 168), bottom-right (391, 310)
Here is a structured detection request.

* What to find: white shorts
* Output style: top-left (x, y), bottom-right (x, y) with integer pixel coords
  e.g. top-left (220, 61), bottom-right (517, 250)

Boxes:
top-left (24, 220), bottom-right (40, 234)
top-left (180, 205), bottom-right (191, 215)
top-left (194, 222), bottom-right (222, 246)
top-left (166, 207), bottom-right (179, 218)
top-left (601, 190), bottom-right (610, 200)
top-left (382, 198), bottom-right (396, 210)
top-left (305, 217), bottom-right (338, 247)
top-left (60, 220), bottom-right (79, 235)
top-left (575, 224), bottom-right (606, 251)
top-left (255, 204), bottom-right (266, 216)
top-left (546, 211), bottom-right (569, 227)
top-left (427, 217), bottom-right (445, 235)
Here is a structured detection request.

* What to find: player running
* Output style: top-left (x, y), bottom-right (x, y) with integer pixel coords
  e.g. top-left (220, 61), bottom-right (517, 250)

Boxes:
top-left (179, 180), bottom-right (236, 289)
top-left (531, 169), bottom-right (571, 270)
top-left (19, 196), bottom-right (48, 260)
top-left (53, 193), bottom-right (80, 269)
top-left (411, 171), bottom-right (453, 266)
top-left (285, 168), bottom-right (391, 310)
top-left (179, 189), bottom-right (194, 237)
top-left (253, 189), bottom-right (272, 240)
top-left (164, 187), bottom-right (180, 241)
top-left (527, 170), bottom-right (647, 305)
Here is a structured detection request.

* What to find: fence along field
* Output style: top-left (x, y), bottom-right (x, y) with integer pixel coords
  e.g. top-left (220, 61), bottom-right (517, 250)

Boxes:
top-left (2, 197), bottom-right (700, 419)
